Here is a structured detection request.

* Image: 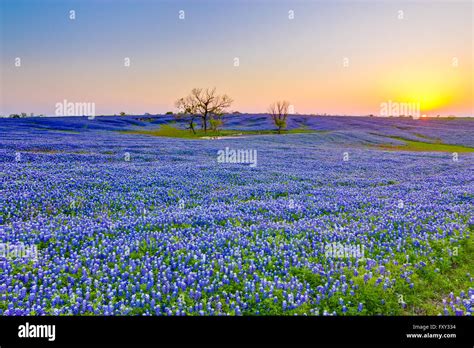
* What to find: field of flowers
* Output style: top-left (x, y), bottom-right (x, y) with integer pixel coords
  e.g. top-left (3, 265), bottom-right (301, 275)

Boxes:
top-left (1, 115), bottom-right (473, 316)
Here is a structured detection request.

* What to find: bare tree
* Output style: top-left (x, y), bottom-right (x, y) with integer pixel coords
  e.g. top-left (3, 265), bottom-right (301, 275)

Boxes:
top-left (268, 101), bottom-right (290, 134)
top-left (175, 88), bottom-right (233, 133)
top-left (175, 95), bottom-right (199, 134)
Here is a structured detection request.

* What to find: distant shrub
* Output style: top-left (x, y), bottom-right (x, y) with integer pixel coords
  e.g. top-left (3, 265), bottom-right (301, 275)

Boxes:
top-left (209, 117), bottom-right (223, 132)
top-left (9, 113), bottom-right (31, 118)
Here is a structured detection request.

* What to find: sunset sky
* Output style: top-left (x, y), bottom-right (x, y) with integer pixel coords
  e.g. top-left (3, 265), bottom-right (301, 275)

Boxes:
top-left (0, 0), bottom-right (472, 116)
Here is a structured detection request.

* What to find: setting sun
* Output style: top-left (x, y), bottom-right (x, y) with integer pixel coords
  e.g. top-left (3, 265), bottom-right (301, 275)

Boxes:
top-left (380, 65), bottom-right (462, 115)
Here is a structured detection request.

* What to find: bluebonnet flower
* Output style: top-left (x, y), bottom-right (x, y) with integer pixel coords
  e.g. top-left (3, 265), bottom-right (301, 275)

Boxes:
top-left (1, 115), bottom-right (472, 316)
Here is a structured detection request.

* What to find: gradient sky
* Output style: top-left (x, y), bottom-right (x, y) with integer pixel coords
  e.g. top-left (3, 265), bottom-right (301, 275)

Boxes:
top-left (0, 0), bottom-right (472, 116)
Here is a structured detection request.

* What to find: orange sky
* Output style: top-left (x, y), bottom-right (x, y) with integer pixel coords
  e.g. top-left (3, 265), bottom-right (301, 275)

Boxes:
top-left (1, 0), bottom-right (472, 116)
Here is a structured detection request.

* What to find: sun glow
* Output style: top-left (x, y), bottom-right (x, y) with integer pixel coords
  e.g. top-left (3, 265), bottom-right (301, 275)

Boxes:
top-left (379, 64), bottom-right (464, 115)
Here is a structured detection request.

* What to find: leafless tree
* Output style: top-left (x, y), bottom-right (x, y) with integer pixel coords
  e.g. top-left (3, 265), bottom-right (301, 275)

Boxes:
top-left (175, 88), bottom-right (233, 133)
top-left (268, 101), bottom-right (290, 134)
top-left (175, 95), bottom-right (199, 134)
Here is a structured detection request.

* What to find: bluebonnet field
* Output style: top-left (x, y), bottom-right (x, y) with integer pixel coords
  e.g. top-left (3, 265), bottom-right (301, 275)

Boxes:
top-left (0, 115), bottom-right (473, 316)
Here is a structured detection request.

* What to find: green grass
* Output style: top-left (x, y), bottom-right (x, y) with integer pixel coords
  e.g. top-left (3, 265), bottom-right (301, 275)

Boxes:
top-left (120, 124), bottom-right (320, 139)
top-left (352, 230), bottom-right (474, 316)
top-left (375, 136), bottom-right (474, 153)
top-left (411, 132), bottom-right (442, 143)
top-left (285, 223), bottom-right (474, 316)
top-left (401, 231), bottom-right (474, 315)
